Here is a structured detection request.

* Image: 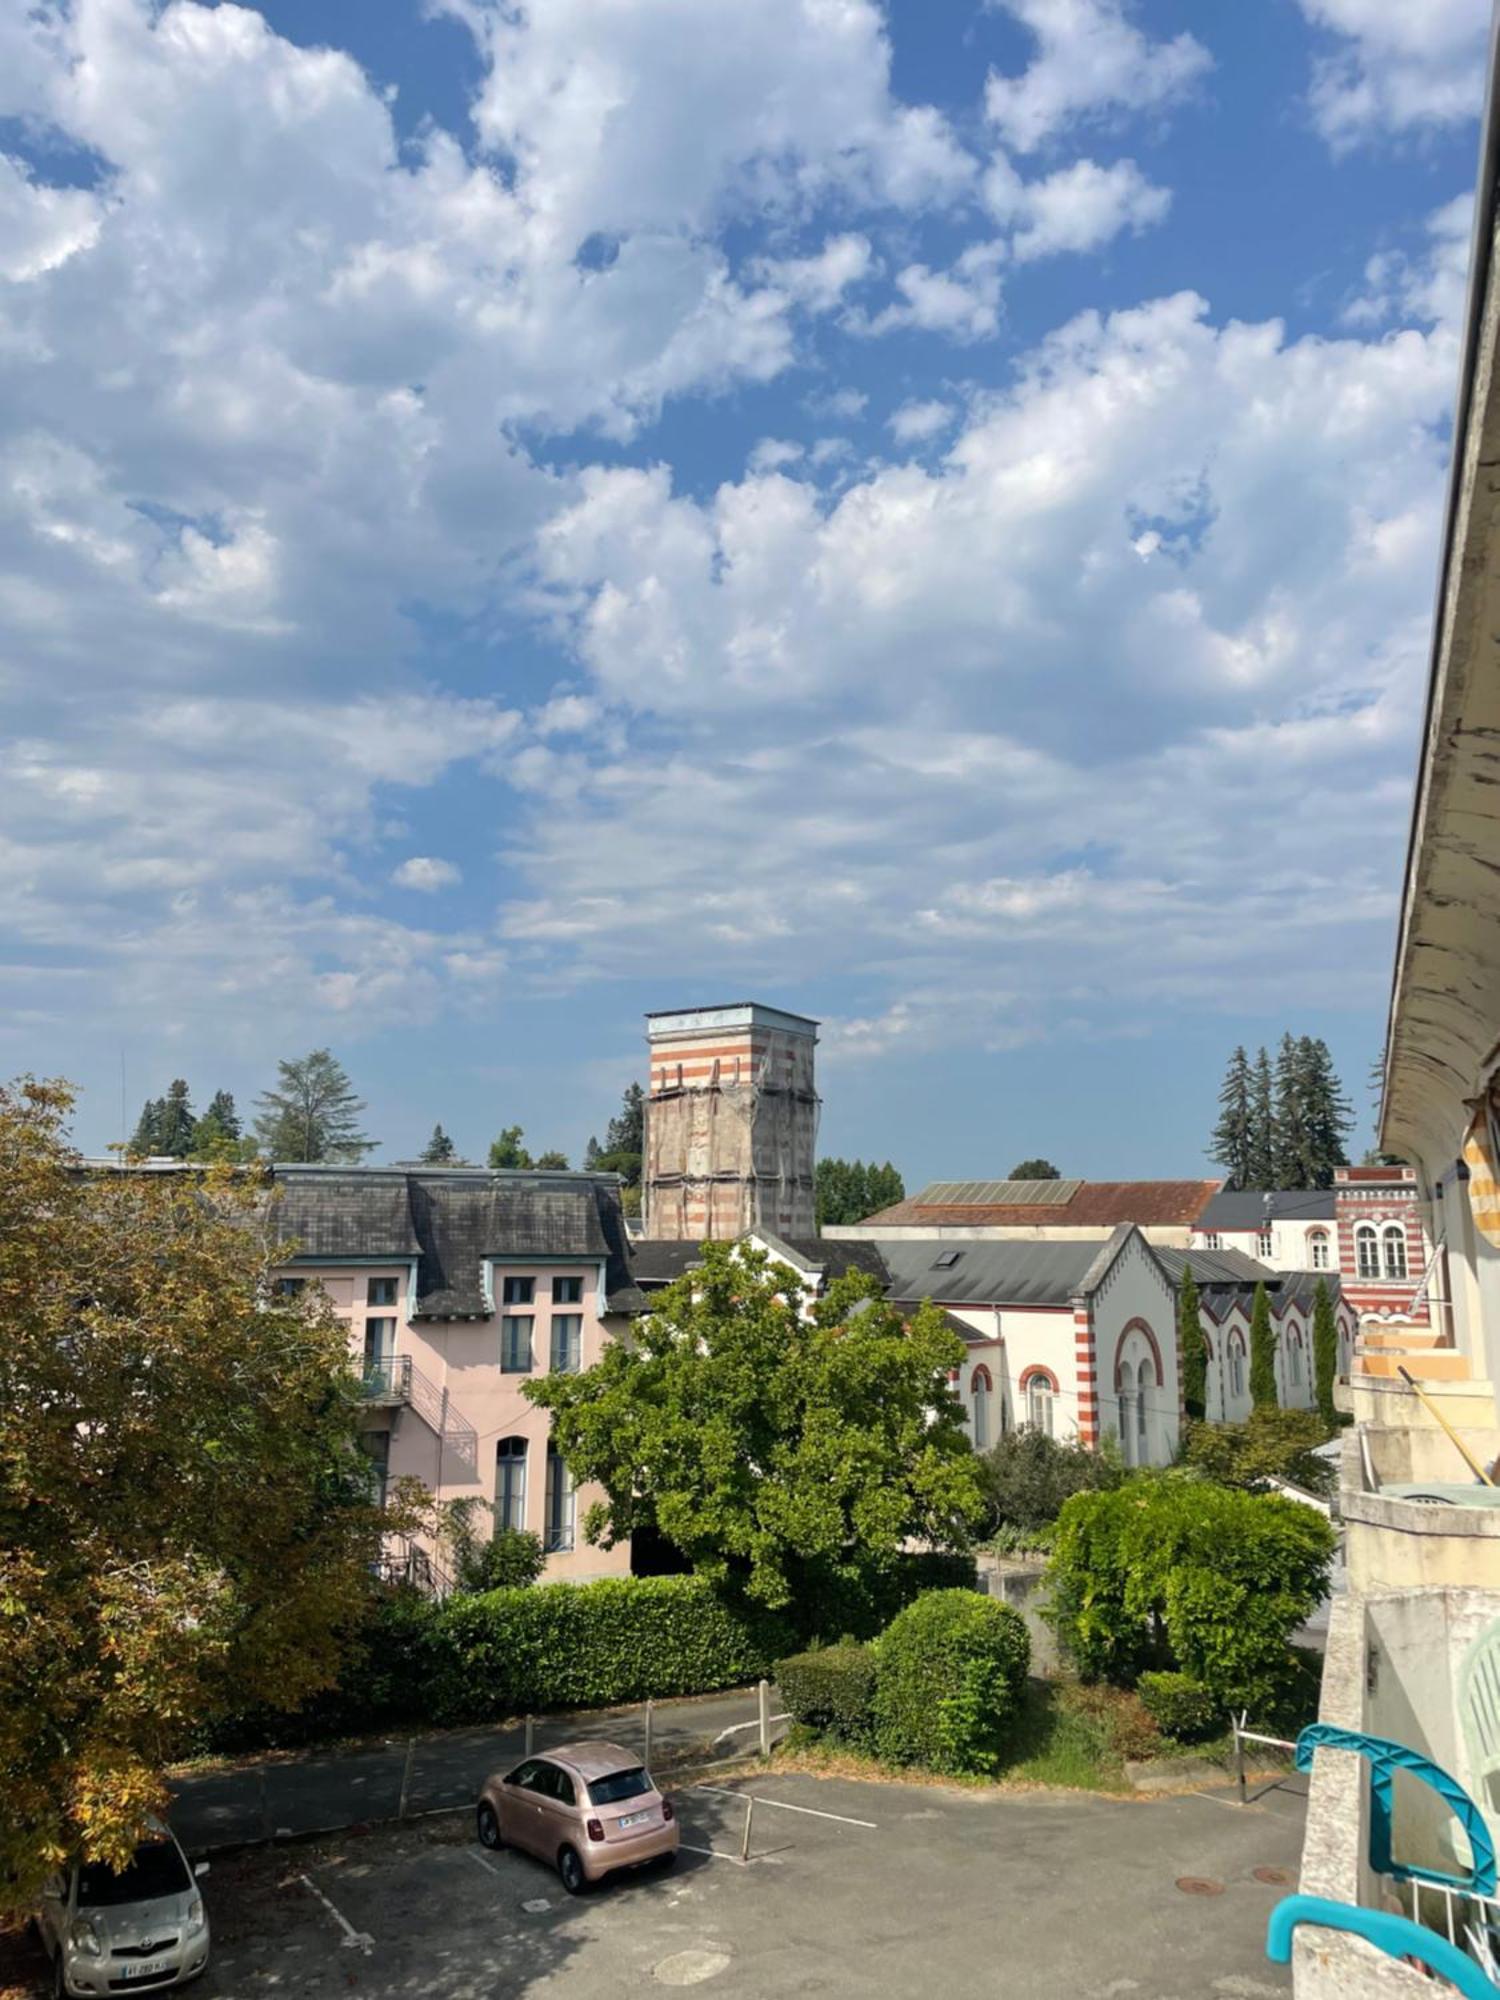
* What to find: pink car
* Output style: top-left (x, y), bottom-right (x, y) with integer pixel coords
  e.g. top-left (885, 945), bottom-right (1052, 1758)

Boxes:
top-left (476, 1741), bottom-right (679, 1894)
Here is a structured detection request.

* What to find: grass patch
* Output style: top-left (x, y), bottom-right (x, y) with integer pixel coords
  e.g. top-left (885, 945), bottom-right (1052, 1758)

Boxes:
top-left (992, 1680), bottom-right (1134, 1792)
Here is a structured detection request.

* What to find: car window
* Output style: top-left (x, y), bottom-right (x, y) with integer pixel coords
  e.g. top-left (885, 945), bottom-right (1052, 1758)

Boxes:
top-left (589, 1767), bottom-right (652, 1806)
top-left (529, 1762), bottom-right (575, 1804)
top-left (77, 1839), bottom-right (191, 1908)
top-left (550, 1768), bottom-right (577, 1806)
top-left (505, 1759), bottom-right (540, 1788)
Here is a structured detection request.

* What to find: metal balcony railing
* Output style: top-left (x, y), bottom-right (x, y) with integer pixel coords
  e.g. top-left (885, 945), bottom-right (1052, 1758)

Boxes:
top-left (361, 1354), bottom-right (413, 1402)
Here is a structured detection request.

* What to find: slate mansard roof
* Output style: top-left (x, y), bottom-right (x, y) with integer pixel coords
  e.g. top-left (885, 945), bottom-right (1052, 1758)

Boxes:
top-left (272, 1167), bottom-right (643, 1317)
top-left (1195, 1188), bottom-right (1337, 1230)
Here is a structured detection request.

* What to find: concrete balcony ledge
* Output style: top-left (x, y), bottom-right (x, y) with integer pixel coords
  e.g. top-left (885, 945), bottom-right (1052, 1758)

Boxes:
top-left (1351, 1372), bottom-right (1496, 1432)
top-left (1345, 1429), bottom-right (1500, 1592)
top-left (1357, 1349), bottom-right (1471, 1383)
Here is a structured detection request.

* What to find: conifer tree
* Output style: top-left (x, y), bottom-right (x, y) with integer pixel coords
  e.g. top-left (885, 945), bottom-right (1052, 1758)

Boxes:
top-left (1178, 1263), bottom-right (1207, 1420)
top-left (1300, 1037), bottom-right (1353, 1188)
top-left (1313, 1278), bottom-right (1339, 1427)
top-left (1209, 1046), bottom-right (1254, 1187)
top-left (128, 1097), bottom-right (165, 1155)
top-left (254, 1051), bottom-right (374, 1163)
top-left (1247, 1047), bottom-right (1277, 1189)
top-left (152, 1080), bottom-right (196, 1158)
top-left (193, 1091), bottom-right (253, 1162)
top-left (201, 1090), bottom-right (241, 1140)
top-left (420, 1124), bottom-right (457, 1165)
top-left (1249, 1281), bottom-right (1278, 1411)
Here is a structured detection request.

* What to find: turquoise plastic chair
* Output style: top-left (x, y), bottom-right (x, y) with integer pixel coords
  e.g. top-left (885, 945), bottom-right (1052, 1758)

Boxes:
top-left (1266, 1896), bottom-right (1498, 2000)
top-left (1295, 1723), bottom-right (1497, 1894)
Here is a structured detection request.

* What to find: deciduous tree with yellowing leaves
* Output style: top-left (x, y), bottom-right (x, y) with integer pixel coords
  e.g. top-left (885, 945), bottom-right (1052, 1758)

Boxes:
top-left (0, 1080), bottom-right (394, 1909)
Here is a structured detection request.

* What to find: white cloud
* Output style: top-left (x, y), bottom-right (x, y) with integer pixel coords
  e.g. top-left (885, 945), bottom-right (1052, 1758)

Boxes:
top-left (0, 153), bottom-right (103, 280)
top-left (392, 856), bottom-right (461, 891)
top-left (984, 155), bottom-right (1170, 260)
top-left (751, 233), bottom-right (874, 312)
top-left (805, 386), bottom-right (869, 421)
top-left (863, 243), bottom-right (1006, 341)
top-left (888, 399), bottom-right (956, 444)
top-left (1296, 0), bottom-right (1489, 149)
top-left (984, 0), bottom-right (1211, 153)
top-left (1344, 194), bottom-right (1473, 330)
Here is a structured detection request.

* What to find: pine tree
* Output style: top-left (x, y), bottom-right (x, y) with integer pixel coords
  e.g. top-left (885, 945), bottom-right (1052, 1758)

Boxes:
top-left (1248, 1046), bottom-right (1277, 1189)
top-left (583, 1136), bottom-right (602, 1169)
top-left (604, 1083), bottom-right (644, 1160)
top-left (202, 1090), bottom-right (241, 1140)
top-left (128, 1097), bottom-right (165, 1155)
top-left (1313, 1278), bottom-right (1339, 1427)
top-left (193, 1090), bottom-right (253, 1161)
top-left (254, 1051), bottom-right (374, 1163)
top-left (1300, 1037), bottom-right (1353, 1188)
top-left (1209, 1047), bottom-right (1254, 1188)
top-left (149, 1080), bottom-right (196, 1158)
top-left (1178, 1263), bottom-right (1207, 1420)
top-left (1249, 1281), bottom-right (1278, 1411)
top-left (1273, 1033), bottom-right (1309, 1187)
top-left (420, 1124), bottom-right (457, 1164)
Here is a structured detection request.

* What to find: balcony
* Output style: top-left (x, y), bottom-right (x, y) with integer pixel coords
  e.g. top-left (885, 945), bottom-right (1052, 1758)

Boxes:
top-left (356, 1351), bottom-right (478, 1478)
top-left (361, 1354), bottom-right (413, 1405)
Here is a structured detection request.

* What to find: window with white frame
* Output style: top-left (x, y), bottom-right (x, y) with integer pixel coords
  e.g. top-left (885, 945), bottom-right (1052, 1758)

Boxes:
top-left (1202, 1232), bottom-right (1222, 1251)
top-left (1383, 1226), bottom-right (1408, 1282)
top-left (1356, 1225), bottom-right (1380, 1280)
top-left (501, 1315), bottom-right (533, 1373)
top-left (971, 1367), bottom-right (992, 1451)
top-left (1027, 1375), bottom-right (1054, 1437)
top-left (1308, 1230), bottom-right (1330, 1270)
top-left (544, 1444), bottom-right (575, 1552)
top-left (496, 1437), bottom-right (528, 1532)
top-left (550, 1314), bottom-right (583, 1373)
top-left (1257, 1226), bottom-right (1274, 1258)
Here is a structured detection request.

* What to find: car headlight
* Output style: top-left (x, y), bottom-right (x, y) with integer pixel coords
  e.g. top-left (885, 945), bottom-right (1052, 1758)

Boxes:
top-left (187, 1895), bottom-right (206, 1933)
top-left (70, 1918), bottom-right (103, 1958)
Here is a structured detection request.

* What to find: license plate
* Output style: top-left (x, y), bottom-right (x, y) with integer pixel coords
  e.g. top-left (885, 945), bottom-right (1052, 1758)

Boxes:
top-left (117, 1962), bottom-right (171, 1982)
top-left (618, 1809), bottom-right (653, 1829)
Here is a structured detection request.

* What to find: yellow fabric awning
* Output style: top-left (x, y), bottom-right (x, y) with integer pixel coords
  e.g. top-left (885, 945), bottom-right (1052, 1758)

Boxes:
top-left (1463, 1097), bottom-right (1500, 1248)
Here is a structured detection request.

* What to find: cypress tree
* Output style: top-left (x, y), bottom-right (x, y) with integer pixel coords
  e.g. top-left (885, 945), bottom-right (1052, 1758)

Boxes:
top-left (1178, 1263), bottom-right (1207, 1420)
top-left (1249, 1281), bottom-right (1278, 1411)
top-left (1313, 1278), bottom-right (1339, 1427)
top-left (1209, 1046), bottom-right (1254, 1188)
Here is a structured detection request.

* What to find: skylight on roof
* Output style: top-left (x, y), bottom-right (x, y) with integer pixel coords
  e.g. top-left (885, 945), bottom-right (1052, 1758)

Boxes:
top-left (932, 1249), bottom-right (962, 1268)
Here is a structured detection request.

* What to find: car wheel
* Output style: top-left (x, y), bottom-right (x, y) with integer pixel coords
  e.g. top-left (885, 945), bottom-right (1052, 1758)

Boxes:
top-left (557, 1846), bottom-right (588, 1896)
top-left (476, 1802), bottom-right (503, 1851)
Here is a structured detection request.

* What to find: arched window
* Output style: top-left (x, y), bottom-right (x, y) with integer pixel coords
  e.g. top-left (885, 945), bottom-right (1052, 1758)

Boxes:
top-left (1228, 1331), bottom-right (1246, 1403)
top-left (1027, 1375), bottom-right (1055, 1437)
top-left (1308, 1230), bottom-right (1330, 1271)
top-left (1356, 1225), bottom-right (1380, 1280)
top-left (496, 1437), bottom-right (528, 1534)
top-left (971, 1366), bottom-right (993, 1451)
top-left (1287, 1330), bottom-right (1302, 1387)
top-left (1135, 1358), bottom-right (1150, 1454)
top-left (544, 1443), bottom-right (574, 1554)
top-left (1383, 1226), bottom-right (1408, 1282)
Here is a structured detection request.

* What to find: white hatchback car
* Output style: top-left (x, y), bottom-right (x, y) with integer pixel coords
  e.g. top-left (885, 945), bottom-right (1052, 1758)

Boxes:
top-left (37, 1822), bottom-right (210, 1996)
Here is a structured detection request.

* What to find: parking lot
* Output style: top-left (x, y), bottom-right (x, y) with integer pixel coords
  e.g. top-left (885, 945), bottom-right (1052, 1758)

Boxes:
top-left (1, 1769), bottom-right (1308, 1999)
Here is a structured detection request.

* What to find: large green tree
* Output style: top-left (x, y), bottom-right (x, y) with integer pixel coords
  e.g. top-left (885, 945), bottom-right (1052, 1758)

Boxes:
top-left (1178, 1263), bottom-right (1208, 1420)
top-left (191, 1090), bottom-right (256, 1163)
top-left (1209, 1046), bottom-right (1254, 1188)
top-left (814, 1158), bottom-right (905, 1228)
top-left (1008, 1158), bottom-right (1061, 1181)
top-left (0, 1080), bottom-right (391, 1907)
top-left (524, 1242), bottom-right (984, 1610)
top-left (1249, 1047), bottom-right (1277, 1190)
top-left (1313, 1277), bottom-right (1339, 1427)
top-left (255, 1050), bottom-right (375, 1162)
top-left (488, 1125), bottom-right (534, 1169)
top-left (128, 1079), bottom-right (197, 1158)
top-left (1249, 1281), bottom-right (1278, 1411)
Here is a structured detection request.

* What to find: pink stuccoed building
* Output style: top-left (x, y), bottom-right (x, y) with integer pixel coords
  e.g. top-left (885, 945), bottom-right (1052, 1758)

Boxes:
top-left (269, 1165), bottom-right (645, 1588)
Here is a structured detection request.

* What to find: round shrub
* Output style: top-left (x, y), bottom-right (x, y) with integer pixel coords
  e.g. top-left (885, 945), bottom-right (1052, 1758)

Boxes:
top-left (872, 1589), bottom-right (1030, 1775)
top-left (777, 1644), bottom-right (877, 1747)
top-left (1137, 1671), bottom-right (1221, 1744)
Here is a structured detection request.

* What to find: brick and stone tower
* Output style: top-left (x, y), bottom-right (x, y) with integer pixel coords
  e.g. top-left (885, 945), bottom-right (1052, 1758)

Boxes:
top-left (643, 1003), bottom-right (820, 1241)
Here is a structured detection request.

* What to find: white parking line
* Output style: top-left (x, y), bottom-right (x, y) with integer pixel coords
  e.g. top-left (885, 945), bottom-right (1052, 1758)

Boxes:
top-left (711, 1714), bottom-right (790, 1746)
top-left (466, 1847), bottom-right (504, 1876)
top-left (694, 1785), bottom-right (877, 1830)
top-left (297, 1873), bottom-right (374, 1955)
top-left (677, 1841), bottom-right (745, 1863)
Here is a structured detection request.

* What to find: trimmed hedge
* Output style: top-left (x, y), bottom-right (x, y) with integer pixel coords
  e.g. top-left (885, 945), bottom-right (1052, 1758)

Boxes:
top-left (872, 1589), bottom-right (1030, 1776)
top-left (1137, 1671), bottom-right (1221, 1744)
top-left (778, 1644), bottom-right (878, 1747)
top-left (429, 1574), bottom-right (794, 1725)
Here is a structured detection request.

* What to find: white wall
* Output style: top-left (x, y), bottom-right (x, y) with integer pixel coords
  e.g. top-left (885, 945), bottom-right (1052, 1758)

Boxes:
top-left (1191, 1218), bottom-right (1337, 1273)
top-left (943, 1303), bottom-right (1079, 1443)
top-left (1088, 1232), bottom-right (1179, 1466)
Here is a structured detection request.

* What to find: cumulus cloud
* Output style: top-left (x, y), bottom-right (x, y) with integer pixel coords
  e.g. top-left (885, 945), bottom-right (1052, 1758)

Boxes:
top-left (984, 0), bottom-right (1211, 153)
top-left (392, 856), bottom-right (462, 891)
top-left (751, 233), bottom-right (875, 312)
top-left (984, 155), bottom-right (1170, 260)
top-left (1295, 0), bottom-right (1489, 149)
top-left (862, 243), bottom-right (1006, 341)
top-left (888, 399), bottom-right (957, 444)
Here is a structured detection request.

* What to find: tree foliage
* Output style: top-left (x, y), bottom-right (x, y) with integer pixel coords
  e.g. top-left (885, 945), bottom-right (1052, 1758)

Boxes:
top-left (420, 1123), bottom-right (458, 1164)
top-left (129, 1079), bottom-right (196, 1158)
top-left (814, 1158), bottom-right (905, 1228)
top-left (1313, 1277), bottom-right (1339, 1427)
top-left (1048, 1478), bottom-right (1335, 1709)
top-left (524, 1242), bottom-right (985, 1610)
top-left (1181, 1409), bottom-right (1335, 1499)
top-left (1008, 1158), bottom-right (1060, 1181)
top-left (871, 1590), bottom-right (1030, 1776)
top-left (584, 1082), bottom-right (644, 1188)
top-left (1249, 1281), bottom-right (1278, 1411)
top-left (1210, 1036), bottom-right (1353, 1190)
top-left (978, 1428), bottom-right (1122, 1534)
top-left (0, 1080), bottom-right (391, 1906)
top-left (1178, 1263), bottom-right (1207, 1421)
top-left (254, 1050), bottom-right (374, 1162)
top-left (191, 1090), bottom-right (256, 1162)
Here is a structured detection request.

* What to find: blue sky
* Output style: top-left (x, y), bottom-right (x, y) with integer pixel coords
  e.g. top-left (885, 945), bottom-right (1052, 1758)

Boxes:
top-left (0, 0), bottom-right (1488, 1180)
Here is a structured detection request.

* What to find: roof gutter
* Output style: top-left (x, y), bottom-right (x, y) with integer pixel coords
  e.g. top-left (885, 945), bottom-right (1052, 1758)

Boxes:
top-left (1383, 2), bottom-right (1500, 1146)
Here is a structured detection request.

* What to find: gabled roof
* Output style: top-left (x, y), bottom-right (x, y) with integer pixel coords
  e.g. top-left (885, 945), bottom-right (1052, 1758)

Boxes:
top-left (1196, 1188), bottom-right (1336, 1229)
top-left (1155, 1245), bottom-right (1275, 1286)
top-left (627, 1234), bottom-right (892, 1293)
top-left (877, 1233), bottom-right (1121, 1308)
top-left (858, 1179), bottom-right (1222, 1229)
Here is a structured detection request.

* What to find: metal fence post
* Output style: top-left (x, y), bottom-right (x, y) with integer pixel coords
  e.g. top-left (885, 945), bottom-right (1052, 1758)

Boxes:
top-left (1235, 1713), bottom-right (1247, 1805)
top-left (398, 1737), bottom-right (416, 1822)
top-left (260, 1764), bottom-right (272, 1846)
top-left (740, 1795), bottom-right (755, 1864)
top-left (524, 1714), bottom-right (535, 1757)
top-left (644, 1699), bottom-right (654, 1771)
top-left (758, 1678), bottom-right (771, 1759)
